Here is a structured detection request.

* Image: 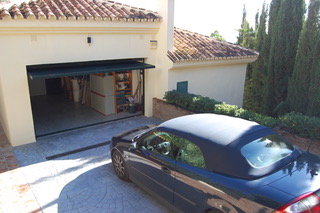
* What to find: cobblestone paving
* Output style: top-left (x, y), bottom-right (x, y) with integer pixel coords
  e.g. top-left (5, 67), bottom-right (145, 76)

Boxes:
top-left (0, 124), bottom-right (42, 213)
top-left (16, 144), bottom-right (171, 213)
top-left (1, 116), bottom-right (173, 213)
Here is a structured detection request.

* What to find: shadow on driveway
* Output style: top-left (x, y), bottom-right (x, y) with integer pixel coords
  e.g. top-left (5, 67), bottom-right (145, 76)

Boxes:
top-left (56, 164), bottom-right (172, 213)
top-left (12, 116), bottom-right (171, 213)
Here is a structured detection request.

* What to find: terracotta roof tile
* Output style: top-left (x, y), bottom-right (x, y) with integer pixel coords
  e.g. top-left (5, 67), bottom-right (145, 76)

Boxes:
top-left (168, 28), bottom-right (259, 63)
top-left (29, 1), bottom-right (46, 19)
top-left (0, 0), bottom-right (162, 21)
top-left (37, 0), bottom-right (55, 19)
top-left (8, 4), bottom-right (23, 18)
top-left (0, 7), bottom-right (10, 18)
top-left (20, 2), bottom-right (35, 19)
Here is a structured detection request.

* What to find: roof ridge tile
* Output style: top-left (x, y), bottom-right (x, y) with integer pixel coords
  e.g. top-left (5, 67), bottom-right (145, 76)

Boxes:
top-left (43, 0), bottom-right (64, 20)
top-left (19, 2), bottom-right (35, 19)
top-left (37, 0), bottom-right (55, 19)
top-left (29, 1), bottom-right (46, 19)
top-left (0, 0), bottom-right (161, 21)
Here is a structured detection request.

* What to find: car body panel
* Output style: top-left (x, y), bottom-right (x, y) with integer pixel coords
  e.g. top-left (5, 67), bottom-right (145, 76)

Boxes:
top-left (174, 162), bottom-right (211, 213)
top-left (268, 152), bottom-right (320, 197)
top-left (128, 148), bottom-right (176, 205)
top-left (110, 114), bottom-right (320, 213)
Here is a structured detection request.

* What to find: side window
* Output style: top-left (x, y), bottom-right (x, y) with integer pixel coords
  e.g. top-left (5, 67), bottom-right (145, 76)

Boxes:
top-left (178, 139), bottom-right (205, 169)
top-left (139, 131), bottom-right (180, 159)
top-left (139, 131), bottom-right (206, 168)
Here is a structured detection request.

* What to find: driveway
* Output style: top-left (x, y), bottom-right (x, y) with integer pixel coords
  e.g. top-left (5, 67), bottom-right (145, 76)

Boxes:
top-left (12, 116), bottom-right (173, 213)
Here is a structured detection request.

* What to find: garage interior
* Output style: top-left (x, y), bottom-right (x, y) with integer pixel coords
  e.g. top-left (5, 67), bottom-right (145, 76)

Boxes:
top-left (27, 59), bottom-right (154, 137)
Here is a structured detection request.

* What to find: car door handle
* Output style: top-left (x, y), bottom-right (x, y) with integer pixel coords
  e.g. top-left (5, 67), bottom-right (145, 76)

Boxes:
top-left (162, 166), bottom-right (171, 174)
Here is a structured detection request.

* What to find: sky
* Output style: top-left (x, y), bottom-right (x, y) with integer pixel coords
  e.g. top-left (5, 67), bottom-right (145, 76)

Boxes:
top-left (115, 0), bottom-right (272, 42)
top-left (115, 0), bottom-right (310, 43)
top-left (0, 0), bottom-right (311, 42)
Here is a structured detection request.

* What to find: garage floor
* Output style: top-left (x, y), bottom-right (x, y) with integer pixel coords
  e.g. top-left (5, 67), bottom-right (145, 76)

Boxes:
top-left (31, 95), bottom-right (142, 137)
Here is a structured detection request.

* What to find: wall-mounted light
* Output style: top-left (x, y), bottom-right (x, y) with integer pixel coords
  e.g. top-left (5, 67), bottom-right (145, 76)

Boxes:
top-left (87, 36), bottom-right (92, 46)
top-left (150, 40), bottom-right (157, 49)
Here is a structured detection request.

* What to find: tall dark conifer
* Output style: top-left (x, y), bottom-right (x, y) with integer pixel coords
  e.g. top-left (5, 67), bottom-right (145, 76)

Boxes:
top-left (307, 37), bottom-right (320, 116)
top-left (287, 0), bottom-right (320, 114)
top-left (258, 0), bottom-right (281, 114)
top-left (243, 3), bottom-right (268, 113)
top-left (237, 5), bottom-right (255, 48)
top-left (237, 5), bottom-right (247, 45)
top-left (263, 0), bottom-right (305, 115)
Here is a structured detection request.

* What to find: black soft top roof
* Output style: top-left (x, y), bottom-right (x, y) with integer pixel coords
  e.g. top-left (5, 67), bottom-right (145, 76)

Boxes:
top-left (158, 114), bottom-right (300, 179)
top-left (158, 114), bottom-right (265, 146)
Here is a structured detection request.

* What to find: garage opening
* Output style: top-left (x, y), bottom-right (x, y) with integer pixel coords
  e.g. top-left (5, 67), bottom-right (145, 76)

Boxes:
top-left (27, 59), bottom-right (155, 137)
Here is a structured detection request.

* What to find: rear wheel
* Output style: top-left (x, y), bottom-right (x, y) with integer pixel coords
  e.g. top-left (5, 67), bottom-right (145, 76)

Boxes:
top-left (112, 151), bottom-right (129, 181)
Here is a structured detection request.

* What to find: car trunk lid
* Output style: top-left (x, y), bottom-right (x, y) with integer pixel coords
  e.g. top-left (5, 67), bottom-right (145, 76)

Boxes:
top-left (267, 152), bottom-right (320, 197)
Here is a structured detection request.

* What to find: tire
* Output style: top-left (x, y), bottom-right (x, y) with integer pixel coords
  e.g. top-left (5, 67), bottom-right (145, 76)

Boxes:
top-left (112, 151), bottom-right (129, 181)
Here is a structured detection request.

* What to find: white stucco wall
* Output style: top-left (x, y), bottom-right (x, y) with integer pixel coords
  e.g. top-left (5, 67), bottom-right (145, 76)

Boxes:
top-left (169, 61), bottom-right (250, 107)
top-left (0, 20), bottom-right (162, 146)
top-left (152, 0), bottom-right (174, 100)
top-left (0, 0), bottom-right (253, 146)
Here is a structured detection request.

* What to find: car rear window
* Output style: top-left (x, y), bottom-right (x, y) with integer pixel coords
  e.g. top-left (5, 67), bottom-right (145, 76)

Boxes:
top-left (241, 134), bottom-right (294, 168)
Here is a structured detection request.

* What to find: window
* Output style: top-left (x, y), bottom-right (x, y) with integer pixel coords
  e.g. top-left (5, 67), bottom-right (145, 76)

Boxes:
top-left (178, 139), bottom-right (206, 168)
top-left (139, 131), bottom-right (206, 168)
top-left (139, 131), bottom-right (180, 158)
top-left (241, 134), bottom-right (294, 168)
top-left (177, 81), bottom-right (188, 93)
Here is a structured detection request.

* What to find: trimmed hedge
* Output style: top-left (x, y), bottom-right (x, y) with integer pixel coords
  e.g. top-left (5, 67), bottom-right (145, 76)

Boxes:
top-left (163, 90), bottom-right (320, 139)
top-left (279, 112), bottom-right (320, 139)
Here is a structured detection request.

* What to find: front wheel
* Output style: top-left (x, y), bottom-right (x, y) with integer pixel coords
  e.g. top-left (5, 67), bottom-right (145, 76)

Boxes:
top-left (112, 151), bottom-right (129, 181)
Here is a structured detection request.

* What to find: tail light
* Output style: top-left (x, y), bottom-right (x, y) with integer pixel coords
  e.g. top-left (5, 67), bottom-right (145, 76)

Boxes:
top-left (275, 190), bottom-right (320, 213)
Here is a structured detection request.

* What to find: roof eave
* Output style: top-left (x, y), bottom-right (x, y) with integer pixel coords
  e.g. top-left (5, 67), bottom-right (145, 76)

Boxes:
top-left (170, 56), bottom-right (259, 69)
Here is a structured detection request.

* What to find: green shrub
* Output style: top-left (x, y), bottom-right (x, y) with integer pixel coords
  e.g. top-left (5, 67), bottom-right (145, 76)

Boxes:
top-left (279, 112), bottom-right (320, 139)
top-left (238, 109), bottom-right (257, 120)
top-left (190, 96), bottom-right (218, 113)
top-left (251, 113), bottom-right (280, 128)
top-left (164, 90), bottom-right (194, 109)
top-left (163, 90), bottom-right (319, 138)
top-left (214, 103), bottom-right (240, 117)
top-left (163, 90), bottom-right (182, 104)
top-left (164, 90), bottom-right (219, 112)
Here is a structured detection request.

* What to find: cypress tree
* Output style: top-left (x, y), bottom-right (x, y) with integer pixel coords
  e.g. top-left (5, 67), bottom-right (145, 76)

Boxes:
top-left (287, 0), bottom-right (320, 114)
top-left (258, 0), bottom-right (281, 114)
top-left (254, 9), bottom-right (260, 33)
top-left (307, 33), bottom-right (320, 116)
top-left (263, 0), bottom-right (305, 115)
top-left (243, 3), bottom-right (268, 113)
top-left (237, 5), bottom-right (247, 45)
top-left (240, 5), bottom-right (258, 111)
top-left (254, 3), bottom-right (268, 53)
top-left (237, 5), bottom-right (255, 49)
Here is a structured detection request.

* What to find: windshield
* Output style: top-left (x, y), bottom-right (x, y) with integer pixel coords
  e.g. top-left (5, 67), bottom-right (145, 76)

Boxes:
top-left (241, 134), bottom-right (295, 168)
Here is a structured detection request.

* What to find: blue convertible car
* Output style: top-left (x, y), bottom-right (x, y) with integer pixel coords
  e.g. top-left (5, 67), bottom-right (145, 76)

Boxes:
top-left (110, 114), bottom-right (320, 213)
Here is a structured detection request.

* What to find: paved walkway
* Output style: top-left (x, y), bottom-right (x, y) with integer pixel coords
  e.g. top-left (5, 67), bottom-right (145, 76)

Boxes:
top-left (0, 116), bottom-right (173, 213)
top-left (0, 125), bottom-right (42, 213)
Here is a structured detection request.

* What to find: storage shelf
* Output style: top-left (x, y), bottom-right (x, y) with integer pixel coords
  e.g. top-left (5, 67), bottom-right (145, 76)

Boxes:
top-left (116, 89), bottom-right (131, 91)
top-left (114, 71), bottom-right (132, 113)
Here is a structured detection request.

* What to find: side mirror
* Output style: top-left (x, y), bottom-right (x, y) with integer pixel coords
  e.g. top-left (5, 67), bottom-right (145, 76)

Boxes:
top-left (129, 142), bottom-right (138, 151)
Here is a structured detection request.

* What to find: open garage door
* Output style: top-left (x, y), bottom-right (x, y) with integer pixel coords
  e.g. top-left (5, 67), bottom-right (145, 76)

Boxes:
top-left (27, 59), bottom-right (155, 137)
top-left (27, 59), bottom-right (155, 79)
